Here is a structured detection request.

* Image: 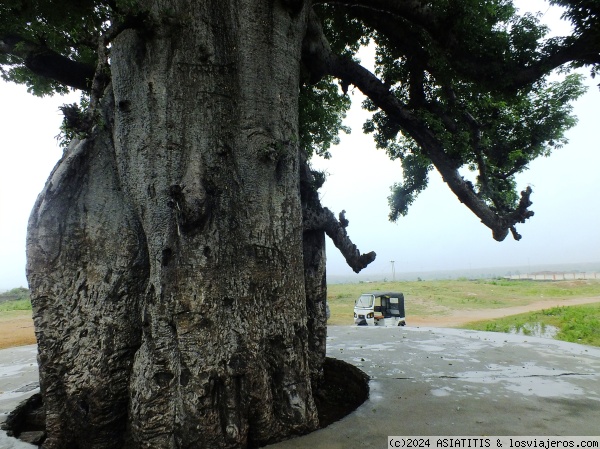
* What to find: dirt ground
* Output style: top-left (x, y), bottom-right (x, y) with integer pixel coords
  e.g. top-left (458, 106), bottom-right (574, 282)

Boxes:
top-left (1, 296), bottom-right (599, 350)
top-left (0, 314), bottom-right (36, 350)
top-left (407, 296), bottom-right (600, 327)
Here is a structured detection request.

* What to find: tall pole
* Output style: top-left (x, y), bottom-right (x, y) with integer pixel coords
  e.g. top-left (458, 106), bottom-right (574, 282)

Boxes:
top-left (390, 260), bottom-right (395, 282)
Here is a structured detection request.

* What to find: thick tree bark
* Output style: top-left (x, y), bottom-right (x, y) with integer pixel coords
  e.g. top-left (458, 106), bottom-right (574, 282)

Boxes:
top-left (302, 230), bottom-right (328, 389)
top-left (27, 107), bottom-right (148, 448)
top-left (300, 158), bottom-right (328, 390)
top-left (27, 1), bottom-right (324, 448)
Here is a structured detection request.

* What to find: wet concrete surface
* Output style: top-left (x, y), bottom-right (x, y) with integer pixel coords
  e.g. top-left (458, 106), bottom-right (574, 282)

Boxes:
top-left (0, 345), bottom-right (38, 448)
top-left (1, 327), bottom-right (600, 448)
top-left (266, 326), bottom-right (600, 448)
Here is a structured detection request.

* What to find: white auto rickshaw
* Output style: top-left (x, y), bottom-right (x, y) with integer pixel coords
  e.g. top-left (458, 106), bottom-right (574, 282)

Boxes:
top-left (354, 292), bottom-right (406, 326)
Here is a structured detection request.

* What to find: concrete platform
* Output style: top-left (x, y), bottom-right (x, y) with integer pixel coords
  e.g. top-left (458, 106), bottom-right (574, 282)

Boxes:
top-left (0, 345), bottom-right (39, 448)
top-left (267, 326), bottom-right (600, 448)
top-left (1, 327), bottom-right (600, 448)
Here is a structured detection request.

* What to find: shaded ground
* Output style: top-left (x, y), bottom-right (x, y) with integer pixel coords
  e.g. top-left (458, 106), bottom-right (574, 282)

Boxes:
top-left (314, 357), bottom-right (369, 427)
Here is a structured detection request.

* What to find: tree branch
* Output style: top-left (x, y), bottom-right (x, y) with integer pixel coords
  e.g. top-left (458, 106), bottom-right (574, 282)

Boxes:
top-left (303, 205), bottom-right (376, 273)
top-left (315, 0), bottom-right (435, 30)
top-left (332, 55), bottom-right (536, 240)
top-left (302, 12), bottom-right (534, 241)
top-left (317, 1), bottom-right (599, 92)
top-left (0, 35), bottom-right (95, 92)
top-left (300, 151), bottom-right (376, 273)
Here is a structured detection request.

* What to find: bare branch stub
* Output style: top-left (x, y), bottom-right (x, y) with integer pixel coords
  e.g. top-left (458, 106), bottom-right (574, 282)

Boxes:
top-left (303, 204), bottom-right (376, 273)
top-left (301, 154), bottom-right (376, 273)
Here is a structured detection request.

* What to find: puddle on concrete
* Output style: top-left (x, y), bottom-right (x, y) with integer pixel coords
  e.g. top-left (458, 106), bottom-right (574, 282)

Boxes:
top-left (503, 376), bottom-right (585, 398)
top-left (368, 380), bottom-right (385, 402)
top-left (430, 387), bottom-right (453, 397)
top-left (0, 363), bottom-right (37, 378)
top-left (0, 386), bottom-right (40, 403)
top-left (449, 362), bottom-right (596, 399)
top-left (346, 343), bottom-right (396, 352)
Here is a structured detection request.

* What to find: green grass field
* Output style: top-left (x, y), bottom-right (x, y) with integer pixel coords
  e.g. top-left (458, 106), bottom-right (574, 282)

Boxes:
top-left (326, 278), bottom-right (600, 325)
top-left (2, 280), bottom-right (600, 348)
top-left (0, 298), bottom-right (32, 312)
top-left (327, 278), bottom-right (600, 347)
top-left (0, 287), bottom-right (31, 314)
top-left (463, 303), bottom-right (600, 347)
top-left (0, 298), bottom-right (33, 323)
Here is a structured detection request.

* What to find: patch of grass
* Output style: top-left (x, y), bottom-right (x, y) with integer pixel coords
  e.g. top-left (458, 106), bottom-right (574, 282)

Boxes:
top-left (462, 303), bottom-right (600, 347)
top-left (326, 279), bottom-right (600, 326)
top-left (0, 287), bottom-right (32, 317)
top-left (0, 298), bottom-right (32, 313)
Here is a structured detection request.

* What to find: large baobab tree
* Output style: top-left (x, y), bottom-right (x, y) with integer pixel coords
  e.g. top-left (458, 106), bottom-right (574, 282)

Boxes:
top-left (1, 0), bottom-right (597, 447)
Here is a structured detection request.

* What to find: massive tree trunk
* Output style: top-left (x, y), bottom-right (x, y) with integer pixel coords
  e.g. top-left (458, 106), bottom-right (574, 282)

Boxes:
top-left (27, 1), bottom-right (323, 447)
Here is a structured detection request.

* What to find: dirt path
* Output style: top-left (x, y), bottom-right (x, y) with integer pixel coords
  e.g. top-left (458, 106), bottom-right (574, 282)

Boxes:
top-left (408, 296), bottom-right (600, 327)
top-left (0, 314), bottom-right (36, 350)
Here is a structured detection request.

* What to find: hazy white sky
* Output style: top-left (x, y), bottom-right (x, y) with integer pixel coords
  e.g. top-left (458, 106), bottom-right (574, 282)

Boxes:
top-left (0, 0), bottom-right (598, 290)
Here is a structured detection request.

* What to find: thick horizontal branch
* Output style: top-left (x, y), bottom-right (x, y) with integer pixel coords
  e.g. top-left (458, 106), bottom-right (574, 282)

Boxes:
top-left (302, 12), bottom-right (534, 241)
top-left (506, 41), bottom-right (599, 90)
top-left (0, 35), bottom-right (94, 91)
top-left (329, 55), bottom-right (534, 240)
top-left (316, 1), bottom-right (598, 92)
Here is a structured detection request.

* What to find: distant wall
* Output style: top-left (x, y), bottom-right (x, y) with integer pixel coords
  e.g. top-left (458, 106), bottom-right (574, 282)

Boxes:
top-left (505, 272), bottom-right (600, 281)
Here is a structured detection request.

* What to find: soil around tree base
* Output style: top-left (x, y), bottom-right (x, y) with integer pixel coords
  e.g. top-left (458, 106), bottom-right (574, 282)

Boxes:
top-left (2, 357), bottom-right (370, 447)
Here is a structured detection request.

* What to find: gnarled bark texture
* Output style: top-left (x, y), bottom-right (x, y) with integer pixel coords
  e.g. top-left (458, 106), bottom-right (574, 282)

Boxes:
top-left (27, 1), bottom-right (325, 447)
top-left (27, 112), bottom-right (148, 448)
top-left (301, 158), bottom-right (328, 390)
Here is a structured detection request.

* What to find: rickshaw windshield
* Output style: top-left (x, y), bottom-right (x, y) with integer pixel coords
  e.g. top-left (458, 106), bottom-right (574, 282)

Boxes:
top-left (355, 294), bottom-right (374, 308)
